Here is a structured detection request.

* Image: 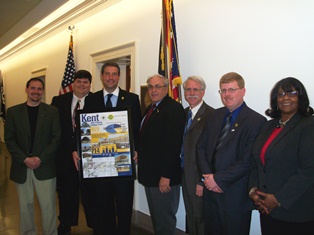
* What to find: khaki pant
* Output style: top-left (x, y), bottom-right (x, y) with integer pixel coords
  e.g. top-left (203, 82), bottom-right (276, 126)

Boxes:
top-left (15, 169), bottom-right (57, 235)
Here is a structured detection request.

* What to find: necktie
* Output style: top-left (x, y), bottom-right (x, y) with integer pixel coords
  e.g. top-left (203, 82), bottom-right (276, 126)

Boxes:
top-left (106, 94), bottom-right (113, 107)
top-left (216, 112), bottom-right (232, 149)
top-left (211, 113), bottom-right (231, 173)
top-left (140, 104), bottom-right (156, 135)
top-left (185, 110), bottom-right (193, 134)
top-left (181, 110), bottom-right (192, 168)
top-left (72, 100), bottom-right (81, 128)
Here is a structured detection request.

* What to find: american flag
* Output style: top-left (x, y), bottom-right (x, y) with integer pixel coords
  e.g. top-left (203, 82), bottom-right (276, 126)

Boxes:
top-left (158, 0), bottom-right (182, 102)
top-left (59, 35), bottom-right (76, 95)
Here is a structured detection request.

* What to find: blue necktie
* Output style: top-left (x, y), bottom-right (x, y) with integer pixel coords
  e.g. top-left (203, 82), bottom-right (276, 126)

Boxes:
top-left (106, 94), bottom-right (113, 107)
top-left (181, 110), bottom-right (192, 168)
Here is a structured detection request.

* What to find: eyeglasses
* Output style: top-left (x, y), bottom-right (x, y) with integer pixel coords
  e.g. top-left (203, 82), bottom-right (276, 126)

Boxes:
top-left (147, 84), bottom-right (167, 90)
top-left (218, 88), bottom-right (242, 94)
top-left (184, 88), bottom-right (204, 93)
top-left (277, 91), bottom-right (299, 98)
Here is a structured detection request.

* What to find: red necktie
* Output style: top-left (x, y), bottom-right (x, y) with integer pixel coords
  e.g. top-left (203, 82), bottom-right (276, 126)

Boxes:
top-left (72, 100), bottom-right (80, 129)
top-left (140, 104), bottom-right (156, 135)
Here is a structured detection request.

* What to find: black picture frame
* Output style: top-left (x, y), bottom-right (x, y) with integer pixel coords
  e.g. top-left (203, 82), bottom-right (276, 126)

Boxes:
top-left (76, 107), bottom-right (136, 181)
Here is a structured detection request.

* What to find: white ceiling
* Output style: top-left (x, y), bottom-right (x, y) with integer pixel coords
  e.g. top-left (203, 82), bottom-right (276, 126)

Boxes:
top-left (0, 0), bottom-right (120, 61)
top-left (0, 0), bottom-right (67, 50)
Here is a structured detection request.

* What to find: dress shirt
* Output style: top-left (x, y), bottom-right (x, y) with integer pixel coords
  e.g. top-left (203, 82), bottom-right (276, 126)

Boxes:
top-left (72, 94), bottom-right (87, 112)
top-left (189, 101), bottom-right (204, 120)
top-left (224, 102), bottom-right (245, 126)
top-left (103, 87), bottom-right (119, 107)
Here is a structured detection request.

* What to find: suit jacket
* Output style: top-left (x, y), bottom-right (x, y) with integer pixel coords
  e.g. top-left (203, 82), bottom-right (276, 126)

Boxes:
top-left (183, 102), bottom-right (214, 196)
top-left (196, 102), bottom-right (266, 211)
top-left (51, 92), bottom-right (92, 160)
top-left (5, 102), bottom-right (61, 184)
top-left (138, 95), bottom-right (185, 187)
top-left (84, 87), bottom-right (141, 150)
top-left (249, 113), bottom-right (314, 222)
top-left (51, 92), bottom-right (76, 159)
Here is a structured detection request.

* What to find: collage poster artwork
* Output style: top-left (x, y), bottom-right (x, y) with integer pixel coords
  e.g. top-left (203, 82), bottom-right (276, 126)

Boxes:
top-left (80, 110), bottom-right (132, 179)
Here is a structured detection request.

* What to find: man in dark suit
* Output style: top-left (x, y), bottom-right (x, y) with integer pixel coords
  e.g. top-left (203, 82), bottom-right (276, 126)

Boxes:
top-left (181, 76), bottom-right (214, 235)
top-left (5, 78), bottom-right (61, 235)
top-left (51, 70), bottom-right (94, 234)
top-left (196, 72), bottom-right (266, 235)
top-left (137, 74), bottom-right (185, 235)
top-left (72, 62), bottom-right (141, 235)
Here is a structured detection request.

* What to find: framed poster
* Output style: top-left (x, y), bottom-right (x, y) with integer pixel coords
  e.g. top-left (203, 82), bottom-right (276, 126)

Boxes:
top-left (76, 107), bottom-right (136, 181)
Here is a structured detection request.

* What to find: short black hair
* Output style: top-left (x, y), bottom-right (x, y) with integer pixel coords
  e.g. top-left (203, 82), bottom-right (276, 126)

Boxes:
top-left (266, 77), bottom-right (313, 118)
top-left (26, 78), bottom-right (45, 89)
top-left (101, 62), bottom-right (120, 75)
top-left (73, 70), bottom-right (92, 83)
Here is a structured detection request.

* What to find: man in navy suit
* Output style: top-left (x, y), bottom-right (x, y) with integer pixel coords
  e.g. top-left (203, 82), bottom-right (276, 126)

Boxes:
top-left (51, 70), bottom-right (95, 234)
top-left (196, 72), bottom-right (266, 235)
top-left (72, 62), bottom-right (141, 235)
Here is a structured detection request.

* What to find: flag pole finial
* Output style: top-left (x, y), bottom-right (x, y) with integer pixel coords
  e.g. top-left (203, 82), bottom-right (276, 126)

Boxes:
top-left (68, 25), bottom-right (75, 34)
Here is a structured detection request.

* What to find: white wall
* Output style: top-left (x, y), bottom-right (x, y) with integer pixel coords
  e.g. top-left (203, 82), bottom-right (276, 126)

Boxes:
top-left (1, 0), bottom-right (314, 233)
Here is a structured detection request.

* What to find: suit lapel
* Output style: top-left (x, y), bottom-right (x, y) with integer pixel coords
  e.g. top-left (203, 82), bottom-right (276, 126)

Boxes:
top-left (218, 105), bottom-right (248, 149)
top-left (264, 114), bottom-right (302, 154)
top-left (21, 103), bottom-right (31, 142)
top-left (186, 103), bottom-right (206, 133)
top-left (34, 103), bottom-right (46, 141)
top-left (117, 88), bottom-right (126, 108)
top-left (141, 96), bottom-right (167, 134)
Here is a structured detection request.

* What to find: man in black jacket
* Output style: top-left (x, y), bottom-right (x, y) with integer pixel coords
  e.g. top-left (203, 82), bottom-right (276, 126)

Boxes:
top-left (51, 70), bottom-right (95, 234)
top-left (138, 74), bottom-right (185, 235)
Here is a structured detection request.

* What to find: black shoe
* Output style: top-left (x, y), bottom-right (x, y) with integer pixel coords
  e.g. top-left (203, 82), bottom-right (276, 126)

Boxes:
top-left (57, 224), bottom-right (71, 234)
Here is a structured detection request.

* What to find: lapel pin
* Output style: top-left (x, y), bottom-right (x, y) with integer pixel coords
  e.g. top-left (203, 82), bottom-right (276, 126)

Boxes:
top-left (121, 96), bottom-right (124, 100)
top-left (197, 118), bottom-right (201, 121)
top-left (235, 123), bottom-right (238, 127)
top-left (157, 109), bottom-right (159, 113)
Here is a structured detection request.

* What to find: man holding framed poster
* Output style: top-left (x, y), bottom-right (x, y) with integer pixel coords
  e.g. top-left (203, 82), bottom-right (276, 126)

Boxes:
top-left (72, 62), bottom-right (141, 235)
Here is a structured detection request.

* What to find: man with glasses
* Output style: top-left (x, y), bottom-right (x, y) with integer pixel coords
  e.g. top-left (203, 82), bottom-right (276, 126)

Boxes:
top-left (138, 74), bottom-right (185, 235)
top-left (196, 72), bottom-right (266, 235)
top-left (72, 62), bottom-right (141, 235)
top-left (181, 76), bottom-right (214, 235)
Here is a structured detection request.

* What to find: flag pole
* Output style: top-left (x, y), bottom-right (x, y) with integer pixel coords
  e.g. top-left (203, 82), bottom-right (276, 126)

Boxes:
top-left (59, 26), bottom-right (76, 95)
top-left (159, 0), bottom-right (182, 103)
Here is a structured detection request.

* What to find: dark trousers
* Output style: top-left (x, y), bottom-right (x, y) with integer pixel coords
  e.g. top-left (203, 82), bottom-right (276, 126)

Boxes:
top-left (260, 214), bottom-right (314, 235)
top-left (203, 189), bottom-right (251, 235)
top-left (57, 166), bottom-right (79, 226)
top-left (94, 180), bottom-right (134, 235)
top-left (57, 161), bottom-right (96, 228)
top-left (145, 185), bottom-right (180, 235)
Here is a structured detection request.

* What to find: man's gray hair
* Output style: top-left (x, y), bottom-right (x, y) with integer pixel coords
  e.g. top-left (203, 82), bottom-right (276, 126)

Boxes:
top-left (147, 74), bottom-right (169, 87)
top-left (183, 76), bottom-right (206, 90)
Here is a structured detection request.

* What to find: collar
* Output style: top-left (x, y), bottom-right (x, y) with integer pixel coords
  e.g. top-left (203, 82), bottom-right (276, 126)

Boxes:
top-left (190, 101), bottom-right (204, 119)
top-left (103, 87), bottom-right (119, 97)
top-left (227, 102), bottom-right (245, 121)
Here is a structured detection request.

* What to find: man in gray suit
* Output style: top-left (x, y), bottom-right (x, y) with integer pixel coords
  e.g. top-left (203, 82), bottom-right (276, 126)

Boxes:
top-left (196, 72), bottom-right (266, 235)
top-left (181, 76), bottom-right (214, 235)
top-left (5, 78), bottom-right (61, 235)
